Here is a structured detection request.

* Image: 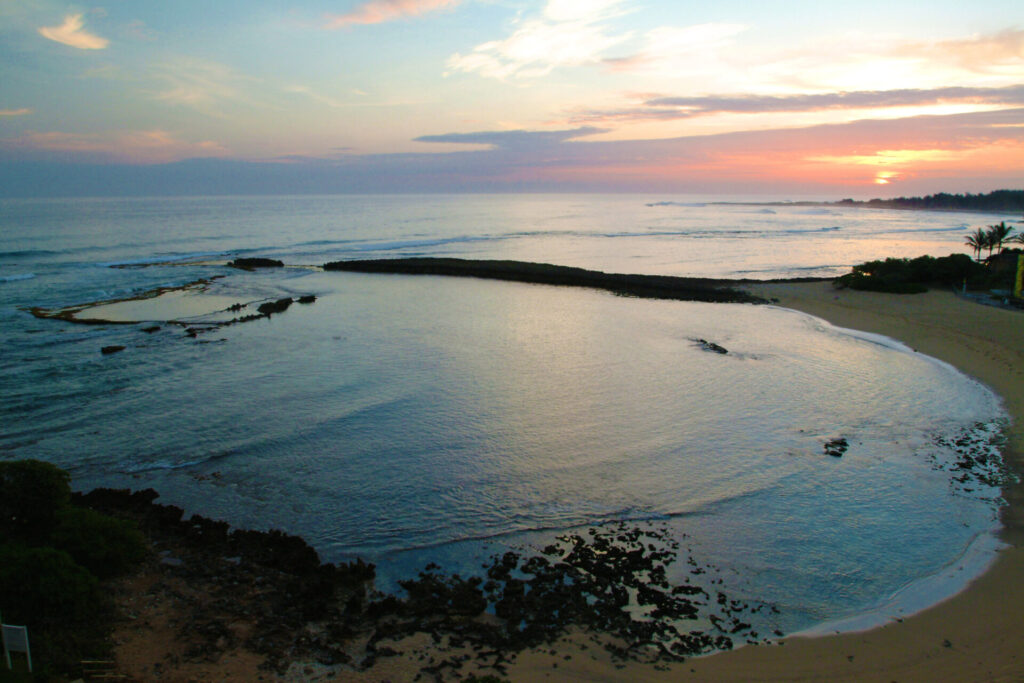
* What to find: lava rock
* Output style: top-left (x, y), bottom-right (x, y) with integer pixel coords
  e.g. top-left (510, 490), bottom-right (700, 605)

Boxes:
top-left (257, 298), bottom-right (293, 316)
top-left (697, 339), bottom-right (728, 354)
top-left (824, 437), bottom-right (849, 457)
top-left (229, 257), bottom-right (284, 270)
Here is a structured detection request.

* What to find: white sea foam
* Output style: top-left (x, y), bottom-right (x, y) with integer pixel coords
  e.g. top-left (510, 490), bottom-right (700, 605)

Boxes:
top-left (0, 272), bottom-right (35, 282)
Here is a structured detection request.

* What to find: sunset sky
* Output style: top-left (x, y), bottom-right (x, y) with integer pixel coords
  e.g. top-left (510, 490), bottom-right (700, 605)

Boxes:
top-left (2, 0), bottom-right (1023, 196)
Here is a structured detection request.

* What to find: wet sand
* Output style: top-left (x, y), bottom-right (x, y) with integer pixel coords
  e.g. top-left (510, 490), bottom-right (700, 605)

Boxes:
top-left (508, 281), bottom-right (1024, 682)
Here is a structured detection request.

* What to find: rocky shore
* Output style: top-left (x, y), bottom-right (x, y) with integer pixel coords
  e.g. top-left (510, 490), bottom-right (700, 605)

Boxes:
top-left (78, 488), bottom-right (777, 681)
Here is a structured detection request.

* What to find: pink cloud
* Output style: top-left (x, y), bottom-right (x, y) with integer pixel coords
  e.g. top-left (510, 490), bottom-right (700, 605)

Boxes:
top-left (325, 0), bottom-right (461, 28)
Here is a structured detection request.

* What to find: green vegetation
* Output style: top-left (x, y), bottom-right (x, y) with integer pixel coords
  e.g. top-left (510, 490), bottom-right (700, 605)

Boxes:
top-left (964, 221), bottom-right (1020, 260)
top-left (834, 254), bottom-right (984, 293)
top-left (837, 189), bottom-right (1024, 212)
top-left (0, 460), bottom-right (147, 677)
top-left (837, 215), bottom-right (1023, 295)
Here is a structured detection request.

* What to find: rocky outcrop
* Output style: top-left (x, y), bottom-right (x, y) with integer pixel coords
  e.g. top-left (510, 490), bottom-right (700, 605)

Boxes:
top-left (228, 258), bottom-right (284, 270)
top-left (324, 258), bottom-right (766, 304)
top-left (696, 339), bottom-right (728, 354)
top-left (76, 489), bottom-right (773, 678)
top-left (257, 298), bottom-right (293, 316)
top-left (824, 438), bottom-right (849, 457)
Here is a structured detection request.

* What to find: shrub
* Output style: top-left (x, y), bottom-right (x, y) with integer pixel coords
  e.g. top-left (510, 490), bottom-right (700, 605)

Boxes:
top-left (835, 254), bottom-right (987, 293)
top-left (0, 460), bottom-right (70, 542)
top-left (0, 544), bottom-right (111, 674)
top-left (51, 506), bottom-right (147, 579)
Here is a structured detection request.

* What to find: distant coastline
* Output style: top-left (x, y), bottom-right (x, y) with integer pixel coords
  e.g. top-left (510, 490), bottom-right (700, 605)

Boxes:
top-left (689, 188), bottom-right (1024, 213)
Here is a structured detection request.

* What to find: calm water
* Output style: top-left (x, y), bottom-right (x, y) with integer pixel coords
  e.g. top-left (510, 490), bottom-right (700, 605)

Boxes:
top-left (0, 194), bottom-right (1010, 636)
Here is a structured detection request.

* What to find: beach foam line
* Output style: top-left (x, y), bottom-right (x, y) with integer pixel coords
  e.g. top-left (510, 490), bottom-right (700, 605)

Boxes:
top-left (794, 530), bottom-right (1006, 636)
top-left (100, 251), bottom-right (229, 267)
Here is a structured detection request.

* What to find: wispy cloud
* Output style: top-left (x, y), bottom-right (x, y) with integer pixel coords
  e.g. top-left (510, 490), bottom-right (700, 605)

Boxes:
top-left (602, 23), bottom-right (746, 73)
top-left (894, 29), bottom-right (1024, 74)
top-left (570, 84), bottom-right (1024, 123)
top-left (5, 109), bottom-right (1021, 195)
top-left (0, 108), bottom-right (33, 117)
top-left (446, 0), bottom-right (631, 79)
top-left (6, 129), bottom-right (227, 163)
top-left (147, 58), bottom-right (260, 117)
top-left (406, 108), bottom-right (1024, 191)
top-left (415, 126), bottom-right (606, 151)
top-left (326, 0), bottom-right (461, 28)
top-left (38, 14), bottom-right (109, 50)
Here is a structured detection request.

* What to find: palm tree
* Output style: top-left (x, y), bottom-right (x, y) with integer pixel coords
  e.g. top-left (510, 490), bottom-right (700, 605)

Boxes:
top-left (965, 227), bottom-right (988, 261)
top-left (986, 221), bottom-right (1014, 254)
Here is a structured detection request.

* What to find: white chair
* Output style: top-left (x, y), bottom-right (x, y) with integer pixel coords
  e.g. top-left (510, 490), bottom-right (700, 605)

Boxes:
top-left (2, 619), bottom-right (32, 673)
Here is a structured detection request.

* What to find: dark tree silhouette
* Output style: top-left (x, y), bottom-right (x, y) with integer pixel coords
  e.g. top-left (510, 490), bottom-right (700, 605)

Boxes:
top-left (986, 221), bottom-right (1015, 254)
top-left (965, 228), bottom-right (987, 261)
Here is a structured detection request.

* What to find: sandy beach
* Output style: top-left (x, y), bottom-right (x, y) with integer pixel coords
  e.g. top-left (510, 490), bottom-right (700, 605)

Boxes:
top-left (507, 281), bottom-right (1024, 682)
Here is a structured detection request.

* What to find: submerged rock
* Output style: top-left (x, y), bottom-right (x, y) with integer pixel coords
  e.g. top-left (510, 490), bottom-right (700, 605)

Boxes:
top-left (101, 345), bottom-right (126, 355)
top-left (298, 295), bottom-right (317, 304)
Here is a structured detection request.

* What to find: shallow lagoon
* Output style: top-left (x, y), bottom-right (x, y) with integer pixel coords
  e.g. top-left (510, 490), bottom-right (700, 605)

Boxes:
top-left (0, 194), bottom-right (1010, 640)
top-left (6, 265), bottom-right (1006, 635)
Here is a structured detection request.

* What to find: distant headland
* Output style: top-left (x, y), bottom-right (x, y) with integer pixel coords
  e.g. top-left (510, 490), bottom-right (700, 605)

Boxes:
top-left (833, 189), bottom-right (1024, 212)
top-left (684, 189), bottom-right (1024, 213)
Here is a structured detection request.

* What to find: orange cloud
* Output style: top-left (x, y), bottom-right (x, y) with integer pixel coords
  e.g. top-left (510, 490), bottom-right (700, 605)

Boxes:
top-left (7, 130), bottom-right (227, 163)
top-left (0, 108), bottom-right (33, 117)
top-left (325, 0), bottom-right (460, 28)
top-left (38, 14), bottom-right (109, 50)
top-left (894, 29), bottom-right (1024, 74)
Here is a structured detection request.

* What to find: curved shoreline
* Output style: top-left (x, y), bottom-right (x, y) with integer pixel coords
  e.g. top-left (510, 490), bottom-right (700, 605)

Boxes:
top-left (21, 259), bottom-right (1023, 679)
top-left (507, 281), bottom-right (1022, 681)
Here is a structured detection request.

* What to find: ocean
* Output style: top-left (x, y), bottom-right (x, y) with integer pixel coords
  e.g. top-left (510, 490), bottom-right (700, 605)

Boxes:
top-left (0, 193), bottom-right (1010, 639)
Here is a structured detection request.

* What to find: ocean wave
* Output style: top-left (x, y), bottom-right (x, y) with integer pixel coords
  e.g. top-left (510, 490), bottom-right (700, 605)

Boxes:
top-left (100, 251), bottom-right (229, 267)
top-left (0, 273), bottom-right (36, 282)
top-left (119, 449), bottom-right (237, 474)
top-left (646, 201), bottom-right (706, 207)
top-left (374, 505), bottom-right (673, 556)
top-left (347, 235), bottom-right (496, 252)
top-left (0, 249), bottom-right (60, 258)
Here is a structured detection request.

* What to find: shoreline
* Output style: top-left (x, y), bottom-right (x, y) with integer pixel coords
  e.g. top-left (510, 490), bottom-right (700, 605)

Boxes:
top-left (23, 263), bottom-right (1023, 680)
top-left (509, 280), bottom-right (1022, 682)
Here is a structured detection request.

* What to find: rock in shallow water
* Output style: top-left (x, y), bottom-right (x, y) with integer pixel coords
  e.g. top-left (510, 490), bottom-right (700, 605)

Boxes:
top-left (228, 257), bottom-right (284, 270)
top-left (824, 437), bottom-right (849, 457)
top-left (696, 339), bottom-right (728, 354)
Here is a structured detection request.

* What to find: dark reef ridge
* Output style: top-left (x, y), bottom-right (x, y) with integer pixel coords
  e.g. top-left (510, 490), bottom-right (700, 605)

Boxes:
top-left (324, 257), bottom-right (771, 304)
top-left (228, 257), bottom-right (285, 270)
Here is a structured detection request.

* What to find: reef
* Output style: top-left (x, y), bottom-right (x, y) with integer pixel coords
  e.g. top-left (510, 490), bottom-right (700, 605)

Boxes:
top-left (323, 258), bottom-right (767, 304)
top-left (228, 258), bottom-right (285, 270)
